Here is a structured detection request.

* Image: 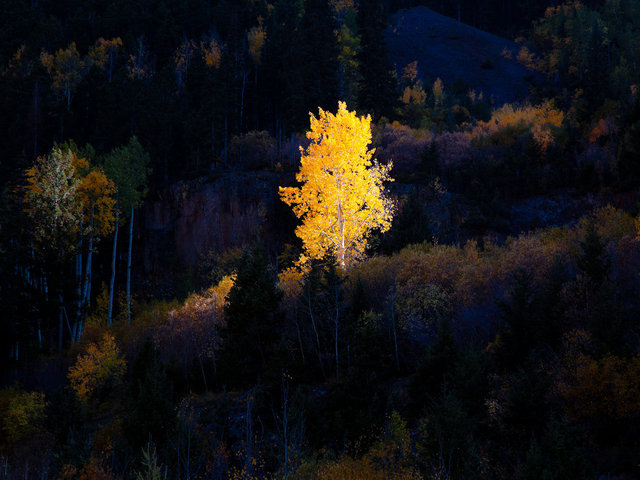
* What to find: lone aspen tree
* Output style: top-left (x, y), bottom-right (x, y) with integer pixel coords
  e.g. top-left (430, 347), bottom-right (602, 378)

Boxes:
top-left (280, 101), bottom-right (394, 269)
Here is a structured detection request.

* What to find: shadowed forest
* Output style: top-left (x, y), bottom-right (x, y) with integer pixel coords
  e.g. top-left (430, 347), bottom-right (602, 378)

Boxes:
top-left (2, 0), bottom-right (640, 479)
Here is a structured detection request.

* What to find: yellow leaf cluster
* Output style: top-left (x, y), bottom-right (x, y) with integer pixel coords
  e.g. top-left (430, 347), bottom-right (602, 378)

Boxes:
top-left (88, 37), bottom-right (123, 69)
top-left (173, 39), bottom-right (198, 76)
top-left (2, 390), bottom-right (46, 445)
top-left (247, 22), bottom-right (266, 66)
top-left (77, 168), bottom-right (117, 236)
top-left (401, 61), bottom-right (418, 83)
top-left (201, 38), bottom-right (222, 69)
top-left (68, 334), bottom-right (126, 403)
top-left (432, 78), bottom-right (445, 106)
top-left (279, 102), bottom-right (394, 269)
top-left (401, 84), bottom-right (427, 105)
top-left (127, 39), bottom-right (152, 80)
top-left (40, 42), bottom-right (85, 105)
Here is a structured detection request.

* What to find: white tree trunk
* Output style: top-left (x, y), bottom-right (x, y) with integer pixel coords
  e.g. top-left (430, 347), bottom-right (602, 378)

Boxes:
top-left (108, 208), bottom-right (119, 326)
top-left (82, 210), bottom-right (94, 311)
top-left (127, 205), bottom-right (134, 324)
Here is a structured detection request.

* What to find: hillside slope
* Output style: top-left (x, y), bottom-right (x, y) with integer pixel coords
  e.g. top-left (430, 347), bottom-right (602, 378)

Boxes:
top-left (385, 6), bottom-right (539, 104)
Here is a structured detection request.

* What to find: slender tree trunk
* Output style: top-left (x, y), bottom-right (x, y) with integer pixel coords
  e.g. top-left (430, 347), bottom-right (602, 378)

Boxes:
top-left (306, 287), bottom-right (324, 376)
top-left (58, 294), bottom-right (64, 353)
top-left (282, 374), bottom-right (289, 480)
top-left (127, 206), bottom-right (134, 323)
top-left (390, 284), bottom-right (400, 371)
top-left (82, 210), bottom-right (94, 310)
top-left (108, 207), bottom-right (119, 326)
top-left (224, 116), bottom-right (229, 167)
top-left (334, 282), bottom-right (340, 380)
top-left (33, 81), bottom-right (39, 158)
top-left (76, 217), bottom-right (83, 321)
top-left (240, 71), bottom-right (247, 129)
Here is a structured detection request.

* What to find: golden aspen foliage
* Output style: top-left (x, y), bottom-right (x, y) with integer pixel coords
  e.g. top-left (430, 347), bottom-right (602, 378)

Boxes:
top-left (469, 101), bottom-right (564, 152)
top-left (24, 146), bottom-right (82, 246)
top-left (247, 20), bottom-right (267, 66)
top-left (88, 38), bottom-right (123, 70)
top-left (432, 77), bottom-right (445, 106)
top-left (6, 44), bottom-right (32, 78)
top-left (401, 84), bottom-right (427, 105)
top-left (77, 168), bottom-right (117, 237)
top-left (279, 102), bottom-right (394, 269)
top-left (127, 38), bottom-right (153, 80)
top-left (40, 42), bottom-right (85, 109)
top-left (402, 61), bottom-right (418, 84)
top-left (1, 389), bottom-right (46, 445)
top-left (200, 38), bottom-right (222, 69)
top-left (68, 334), bottom-right (126, 403)
top-left (173, 38), bottom-right (198, 86)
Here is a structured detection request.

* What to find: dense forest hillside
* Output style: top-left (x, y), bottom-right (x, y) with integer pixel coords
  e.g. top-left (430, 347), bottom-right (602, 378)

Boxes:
top-left (2, 1), bottom-right (640, 479)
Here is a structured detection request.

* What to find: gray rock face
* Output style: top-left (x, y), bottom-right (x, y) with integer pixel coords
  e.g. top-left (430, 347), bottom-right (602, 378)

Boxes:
top-left (142, 172), bottom-right (290, 273)
top-left (386, 6), bottom-right (540, 104)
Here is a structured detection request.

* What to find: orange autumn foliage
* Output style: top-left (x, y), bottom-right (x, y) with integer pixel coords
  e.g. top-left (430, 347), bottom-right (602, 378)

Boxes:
top-left (77, 168), bottom-right (117, 237)
top-left (201, 38), bottom-right (222, 69)
top-left (469, 101), bottom-right (564, 152)
top-left (68, 334), bottom-right (126, 403)
top-left (154, 274), bottom-right (234, 364)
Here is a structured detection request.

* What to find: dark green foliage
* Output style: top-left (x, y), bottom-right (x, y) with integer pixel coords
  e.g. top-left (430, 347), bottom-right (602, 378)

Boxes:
top-left (493, 269), bottom-right (544, 370)
top-left (416, 388), bottom-right (481, 478)
top-left (124, 340), bottom-right (176, 452)
top-left (219, 245), bottom-right (284, 387)
top-left (522, 417), bottom-right (595, 480)
top-left (502, 355), bottom-right (555, 440)
top-left (577, 223), bottom-right (611, 288)
top-left (307, 368), bottom-right (386, 449)
top-left (381, 188), bottom-right (431, 253)
top-left (293, 0), bottom-right (339, 128)
top-left (356, 0), bottom-right (398, 119)
top-left (409, 319), bottom-right (458, 411)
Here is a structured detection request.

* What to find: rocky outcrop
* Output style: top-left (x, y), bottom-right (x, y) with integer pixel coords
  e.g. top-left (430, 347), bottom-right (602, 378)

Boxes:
top-left (142, 171), bottom-right (292, 273)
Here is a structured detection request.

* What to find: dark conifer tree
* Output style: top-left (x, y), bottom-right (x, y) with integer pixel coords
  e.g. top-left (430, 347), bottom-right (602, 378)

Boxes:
top-left (220, 245), bottom-right (284, 386)
top-left (289, 0), bottom-right (339, 129)
top-left (356, 0), bottom-right (398, 119)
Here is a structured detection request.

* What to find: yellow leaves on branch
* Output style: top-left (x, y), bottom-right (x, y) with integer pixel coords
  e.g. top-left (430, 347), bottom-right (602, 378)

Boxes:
top-left (1, 389), bottom-right (47, 445)
top-left (279, 102), bottom-right (394, 269)
top-left (40, 42), bottom-right (84, 108)
top-left (77, 168), bottom-right (117, 236)
top-left (200, 38), bottom-right (222, 69)
top-left (68, 334), bottom-right (126, 403)
top-left (88, 37), bottom-right (123, 70)
top-left (247, 20), bottom-right (266, 66)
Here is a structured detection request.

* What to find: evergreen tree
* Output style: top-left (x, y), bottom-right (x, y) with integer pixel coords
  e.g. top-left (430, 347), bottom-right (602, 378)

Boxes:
top-left (381, 187), bottom-right (431, 253)
top-left (296, 0), bottom-right (339, 124)
top-left (356, 0), bottom-right (398, 119)
top-left (577, 222), bottom-right (610, 288)
top-left (220, 245), bottom-right (284, 386)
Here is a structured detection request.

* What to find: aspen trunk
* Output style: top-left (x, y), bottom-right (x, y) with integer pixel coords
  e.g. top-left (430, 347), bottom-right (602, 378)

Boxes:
top-left (108, 207), bottom-right (119, 326)
top-left (58, 294), bottom-right (64, 353)
top-left (82, 210), bottom-right (94, 310)
top-left (390, 284), bottom-right (400, 371)
top-left (334, 282), bottom-right (340, 380)
top-left (127, 205), bottom-right (134, 324)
